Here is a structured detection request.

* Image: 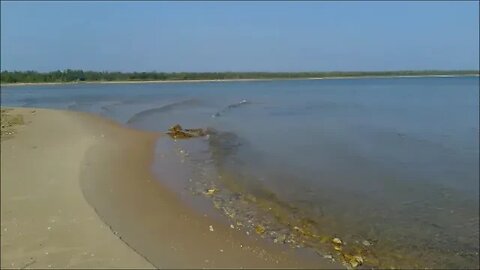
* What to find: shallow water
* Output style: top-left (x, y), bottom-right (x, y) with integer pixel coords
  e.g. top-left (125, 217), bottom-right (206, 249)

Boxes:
top-left (2, 77), bottom-right (479, 268)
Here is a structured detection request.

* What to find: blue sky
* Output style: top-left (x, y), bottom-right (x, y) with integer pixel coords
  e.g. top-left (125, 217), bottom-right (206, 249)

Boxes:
top-left (1, 1), bottom-right (478, 72)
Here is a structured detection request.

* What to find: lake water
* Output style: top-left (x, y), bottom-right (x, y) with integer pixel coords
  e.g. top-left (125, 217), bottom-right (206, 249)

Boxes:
top-left (2, 77), bottom-right (479, 268)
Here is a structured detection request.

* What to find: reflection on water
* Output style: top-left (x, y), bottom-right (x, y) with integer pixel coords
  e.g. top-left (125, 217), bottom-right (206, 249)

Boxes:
top-left (2, 77), bottom-right (479, 268)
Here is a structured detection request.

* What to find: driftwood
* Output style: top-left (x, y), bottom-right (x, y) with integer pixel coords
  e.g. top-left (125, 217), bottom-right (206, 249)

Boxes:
top-left (166, 124), bottom-right (206, 139)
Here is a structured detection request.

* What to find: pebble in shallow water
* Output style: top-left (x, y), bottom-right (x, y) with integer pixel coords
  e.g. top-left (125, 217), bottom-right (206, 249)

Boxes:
top-left (332, 238), bottom-right (343, 245)
top-left (343, 254), bottom-right (364, 268)
top-left (255, 224), bottom-right (266, 235)
top-left (205, 188), bottom-right (217, 196)
top-left (362, 240), bottom-right (372, 246)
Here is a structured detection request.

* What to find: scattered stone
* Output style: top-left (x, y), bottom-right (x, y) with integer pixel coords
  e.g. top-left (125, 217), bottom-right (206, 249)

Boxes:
top-left (230, 224), bottom-right (235, 229)
top-left (209, 225), bottom-right (214, 232)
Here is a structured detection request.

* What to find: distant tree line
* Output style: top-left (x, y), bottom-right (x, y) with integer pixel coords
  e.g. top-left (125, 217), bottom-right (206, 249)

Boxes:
top-left (1, 69), bottom-right (478, 84)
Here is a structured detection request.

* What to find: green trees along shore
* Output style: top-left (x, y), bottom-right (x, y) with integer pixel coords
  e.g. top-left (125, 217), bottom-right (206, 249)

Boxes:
top-left (1, 70), bottom-right (478, 84)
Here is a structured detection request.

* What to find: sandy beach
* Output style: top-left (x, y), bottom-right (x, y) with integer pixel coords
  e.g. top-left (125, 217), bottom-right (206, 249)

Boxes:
top-left (0, 107), bottom-right (337, 268)
top-left (1, 108), bottom-right (155, 268)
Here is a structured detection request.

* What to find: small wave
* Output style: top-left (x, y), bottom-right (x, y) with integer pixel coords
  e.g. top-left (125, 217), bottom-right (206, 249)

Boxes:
top-left (126, 99), bottom-right (201, 124)
top-left (100, 101), bottom-right (126, 113)
top-left (212, 99), bottom-right (250, 118)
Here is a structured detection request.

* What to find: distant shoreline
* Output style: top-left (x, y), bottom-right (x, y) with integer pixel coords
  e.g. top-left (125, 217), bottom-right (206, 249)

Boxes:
top-left (1, 73), bottom-right (478, 87)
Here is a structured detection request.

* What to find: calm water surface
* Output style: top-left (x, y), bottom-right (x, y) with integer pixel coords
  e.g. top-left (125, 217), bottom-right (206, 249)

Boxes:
top-left (2, 77), bottom-right (479, 268)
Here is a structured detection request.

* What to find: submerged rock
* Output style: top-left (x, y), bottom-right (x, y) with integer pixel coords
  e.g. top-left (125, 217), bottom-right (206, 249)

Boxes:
top-left (362, 240), bottom-right (372, 247)
top-left (184, 128), bottom-right (206, 137)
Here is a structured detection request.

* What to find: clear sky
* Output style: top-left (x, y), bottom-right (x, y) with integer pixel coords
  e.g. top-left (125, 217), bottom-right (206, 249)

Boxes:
top-left (1, 1), bottom-right (479, 72)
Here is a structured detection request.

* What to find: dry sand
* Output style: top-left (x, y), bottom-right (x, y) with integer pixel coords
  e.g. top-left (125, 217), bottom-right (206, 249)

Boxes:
top-left (1, 108), bottom-right (338, 269)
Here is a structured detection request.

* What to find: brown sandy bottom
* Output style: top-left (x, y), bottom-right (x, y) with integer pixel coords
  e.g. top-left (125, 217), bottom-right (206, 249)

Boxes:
top-left (1, 107), bottom-right (339, 268)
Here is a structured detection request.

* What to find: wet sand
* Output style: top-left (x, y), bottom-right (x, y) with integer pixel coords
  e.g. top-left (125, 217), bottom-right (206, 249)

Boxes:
top-left (0, 107), bottom-right (338, 268)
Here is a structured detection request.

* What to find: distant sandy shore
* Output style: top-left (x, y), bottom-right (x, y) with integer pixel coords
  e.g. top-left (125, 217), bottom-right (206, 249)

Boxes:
top-left (1, 74), bottom-right (478, 87)
top-left (0, 107), bottom-right (337, 268)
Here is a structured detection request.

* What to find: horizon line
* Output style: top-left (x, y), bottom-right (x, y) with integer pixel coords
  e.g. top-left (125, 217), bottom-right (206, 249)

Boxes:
top-left (2, 69), bottom-right (479, 73)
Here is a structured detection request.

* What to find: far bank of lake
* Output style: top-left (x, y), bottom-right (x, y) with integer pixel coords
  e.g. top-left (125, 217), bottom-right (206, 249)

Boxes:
top-left (2, 73), bottom-right (479, 87)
